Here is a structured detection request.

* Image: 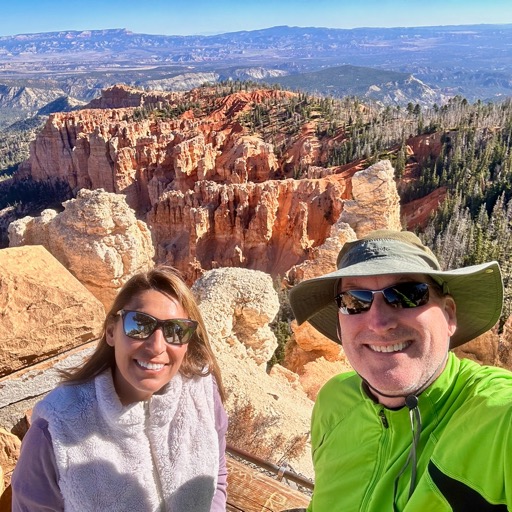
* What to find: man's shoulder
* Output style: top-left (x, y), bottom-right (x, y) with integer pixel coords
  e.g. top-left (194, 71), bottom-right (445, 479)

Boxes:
top-left (311, 371), bottom-right (367, 436)
top-left (457, 357), bottom-right (512, 389)
top-left (316, 370), bottom-right (359, 401)
top-left (452, 357), bottom-right (512, 409)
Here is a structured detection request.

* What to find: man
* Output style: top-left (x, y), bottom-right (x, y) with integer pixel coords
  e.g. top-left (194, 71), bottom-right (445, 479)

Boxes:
top-left (289, 229), bottom-right (512, 511)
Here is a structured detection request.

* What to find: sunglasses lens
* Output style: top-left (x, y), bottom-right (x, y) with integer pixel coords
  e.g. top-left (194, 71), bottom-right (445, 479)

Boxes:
top-left (120, 310), bottom-right (198, 344)
top-left (123, 311), bottom-right (157, 339)
top-left (163, 319), bottom-right (197, 345)
top-left (336, 283), bottom-right (430, 315)
top-left (383, 283), bottom-right (429, 308)
top-left (337, 290), bottom-right (374, 315)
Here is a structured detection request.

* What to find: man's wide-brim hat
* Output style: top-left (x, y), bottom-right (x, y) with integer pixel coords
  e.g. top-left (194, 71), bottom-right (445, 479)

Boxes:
top-left (289, 230), bottom-right (503, 348)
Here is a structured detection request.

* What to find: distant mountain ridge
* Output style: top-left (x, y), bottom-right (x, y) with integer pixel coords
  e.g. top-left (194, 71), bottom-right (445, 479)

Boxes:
top-left (2, 25), bottom-right (511, 61)
top-left (0, 24), bottom-right (511, 128)
top-left (2, 25), bottom-right (511, 70)
top-left (264, 65), bottom-right (444, 106)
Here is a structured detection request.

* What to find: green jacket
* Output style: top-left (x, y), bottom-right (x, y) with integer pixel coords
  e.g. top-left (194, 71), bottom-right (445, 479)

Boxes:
top-left (308, 353), bottom-right (512, 511)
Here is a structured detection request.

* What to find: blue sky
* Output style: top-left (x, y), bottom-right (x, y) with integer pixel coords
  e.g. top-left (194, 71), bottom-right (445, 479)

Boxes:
top-left (1, 0), bottom-right (511, 36)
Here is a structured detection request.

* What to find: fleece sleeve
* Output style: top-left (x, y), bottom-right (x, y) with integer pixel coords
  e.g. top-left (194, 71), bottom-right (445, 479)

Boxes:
top-left (11, 417), bottom-right (64, 511)
top-left (210, 377), bottom-right (228, 512)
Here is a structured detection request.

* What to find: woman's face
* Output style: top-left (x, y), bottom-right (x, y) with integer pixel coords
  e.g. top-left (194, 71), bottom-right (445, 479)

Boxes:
top-left (106, 289), bottom-right (190, 404)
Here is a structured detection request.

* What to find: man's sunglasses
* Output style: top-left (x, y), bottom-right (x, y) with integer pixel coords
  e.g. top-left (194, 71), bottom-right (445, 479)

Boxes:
top-left (117, 310), bottom-right (198, 345)
top-left (335, 282), bottom-right (430, 315)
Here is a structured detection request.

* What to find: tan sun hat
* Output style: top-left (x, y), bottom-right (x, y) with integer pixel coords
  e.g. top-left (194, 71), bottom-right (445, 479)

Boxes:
top-left (289, 230), bottom-right (503, 348)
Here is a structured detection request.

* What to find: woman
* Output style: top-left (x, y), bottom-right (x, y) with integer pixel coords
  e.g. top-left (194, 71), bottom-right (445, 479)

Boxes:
top-left (11, 266), bottom-right (228, 512)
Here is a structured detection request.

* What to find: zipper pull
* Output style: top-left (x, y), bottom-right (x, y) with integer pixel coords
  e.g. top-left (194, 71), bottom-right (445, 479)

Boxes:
top-left (379, 409), bottom-right (389, 428)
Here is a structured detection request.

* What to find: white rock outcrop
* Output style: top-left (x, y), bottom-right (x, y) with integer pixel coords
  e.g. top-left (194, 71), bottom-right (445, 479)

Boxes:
top-left (192, 267), bottom-right (314, 476)
top-left (339, 159), bottom-right (402, 236)
top-left (192, 267), bottom-right (280, 366)
top-left (8, 188), bottom-right (155, 310)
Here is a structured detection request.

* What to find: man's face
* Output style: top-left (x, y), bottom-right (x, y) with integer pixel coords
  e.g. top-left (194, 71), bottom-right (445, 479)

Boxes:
top-left (338, 273), bottom-right (457, 408)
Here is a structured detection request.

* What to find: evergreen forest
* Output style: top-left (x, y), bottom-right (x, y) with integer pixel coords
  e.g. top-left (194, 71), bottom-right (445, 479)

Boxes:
top-left (237, 86), bottom-right (512, 324)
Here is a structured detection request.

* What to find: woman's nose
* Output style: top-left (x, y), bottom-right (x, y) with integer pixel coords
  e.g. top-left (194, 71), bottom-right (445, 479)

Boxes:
top-left (144, 327), bottom-right (167, 353)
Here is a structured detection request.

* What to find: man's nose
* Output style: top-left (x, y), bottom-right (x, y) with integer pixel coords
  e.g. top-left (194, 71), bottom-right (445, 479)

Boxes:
top-left (365, 293), bottom-right (399, 331)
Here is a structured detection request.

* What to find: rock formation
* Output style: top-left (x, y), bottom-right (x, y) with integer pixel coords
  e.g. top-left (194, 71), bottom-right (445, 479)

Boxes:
top-left (285, 157), bottom-right (402, 288)
top-left (8, 189), bottom-right (155, 310)
top-left (337, 159), bottom-right (402, 236)
top-left (10, 84), bottom-right (459, 288)
top-left (0, 245), bottom-right (104, 377)
top-left (149, 176), bottom-right (346, 282)
top-left (192, 267), bottom-right (314, 474)
top-left (282, 161), bottom-right (403, 392)
top-left (13, 86), bottom-right (355, 283)
top-left (192, 267), bottom-right (280, 366)
top-left (85, 84), bottom-right (181, 110)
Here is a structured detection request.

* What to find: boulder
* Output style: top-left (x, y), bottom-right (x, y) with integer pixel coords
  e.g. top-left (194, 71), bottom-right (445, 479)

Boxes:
top-left (0, 245), bottom-right (104, 377)
top-left (0, 428), bottom-right (21, 491)
top-left (299, 357), bottom-right (353, 400)
top-left (192, 267), bottom-right (280, 366)
top-left (8, 189), bottom-right (155, 311)
top-left (453, 329), bottom-right (500, 367)
top-left (284, 321), bottom-right (344, 370)
top-left (497, 314), bottom-right (512, 371)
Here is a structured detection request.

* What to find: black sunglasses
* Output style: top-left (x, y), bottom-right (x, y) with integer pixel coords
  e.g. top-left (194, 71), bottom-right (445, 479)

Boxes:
top-left (117, 310), bottom-right (198, 345)
top-left (335, 282), bottom-right (430, 315)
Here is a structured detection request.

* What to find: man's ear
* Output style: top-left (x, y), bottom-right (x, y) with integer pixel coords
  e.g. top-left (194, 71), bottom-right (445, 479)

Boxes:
top-left (444, 296), bottom-right (457, 337)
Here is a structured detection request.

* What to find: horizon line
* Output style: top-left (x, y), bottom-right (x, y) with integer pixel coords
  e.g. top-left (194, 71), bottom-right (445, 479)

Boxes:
top-left (2, 22), bottom-right (512, 39)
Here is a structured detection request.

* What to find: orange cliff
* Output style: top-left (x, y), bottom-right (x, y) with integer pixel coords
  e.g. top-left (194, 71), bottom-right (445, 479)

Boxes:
top-left (14, 84), bottom-right (437, 282)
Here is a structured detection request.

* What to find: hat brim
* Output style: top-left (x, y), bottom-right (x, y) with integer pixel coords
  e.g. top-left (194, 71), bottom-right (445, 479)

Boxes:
top-left (289, 261), bottom-right (503, 348)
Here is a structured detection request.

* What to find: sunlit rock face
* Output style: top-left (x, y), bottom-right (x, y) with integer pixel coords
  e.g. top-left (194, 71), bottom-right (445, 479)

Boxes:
top-left (8, 189), bottom-right (155, 310)
top-left (0, 245), bottom-right (104, 377)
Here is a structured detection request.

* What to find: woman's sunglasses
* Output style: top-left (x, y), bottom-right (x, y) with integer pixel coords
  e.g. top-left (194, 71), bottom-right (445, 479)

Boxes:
top-left (335, 282), bottom-right (430, 315)
top-left (117, 310), bottom-right (198, 345)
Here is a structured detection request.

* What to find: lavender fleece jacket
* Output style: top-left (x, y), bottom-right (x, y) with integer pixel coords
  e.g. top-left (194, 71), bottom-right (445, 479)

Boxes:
top-left (11, 376), bottom-right (228, 512)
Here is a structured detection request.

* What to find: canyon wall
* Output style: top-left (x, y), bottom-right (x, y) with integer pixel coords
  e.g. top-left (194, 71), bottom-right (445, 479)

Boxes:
top-left (15, 85), bottom-right (405, 284)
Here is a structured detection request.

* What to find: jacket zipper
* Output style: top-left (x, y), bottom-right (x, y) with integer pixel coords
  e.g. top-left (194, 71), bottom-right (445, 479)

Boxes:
top-left (360, 408), bottom-right (390, 511)
top-left (145, 399), bottom-right (166, 511)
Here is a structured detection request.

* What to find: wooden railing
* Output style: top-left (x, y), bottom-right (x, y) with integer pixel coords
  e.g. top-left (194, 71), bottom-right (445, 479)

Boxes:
top-left (226, 444), bottom-right (313, 512)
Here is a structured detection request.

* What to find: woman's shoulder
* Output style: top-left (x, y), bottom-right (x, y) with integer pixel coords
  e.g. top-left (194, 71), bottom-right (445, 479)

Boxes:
top-left (34, 379), bottom-right (95, 418)
top-left (26, 416), bottom-right (52, 443)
